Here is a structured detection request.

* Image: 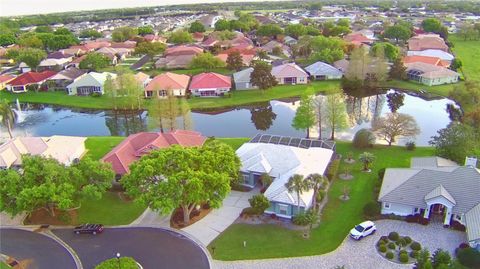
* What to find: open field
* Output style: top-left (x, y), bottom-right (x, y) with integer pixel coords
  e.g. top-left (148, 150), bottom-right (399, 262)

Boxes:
top-left (450, 34), bottom-right (480, 82)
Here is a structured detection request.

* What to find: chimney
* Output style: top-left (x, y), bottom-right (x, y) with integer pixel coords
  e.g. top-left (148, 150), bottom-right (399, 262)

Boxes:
top-left (465, 156), bottom-right (478, 168)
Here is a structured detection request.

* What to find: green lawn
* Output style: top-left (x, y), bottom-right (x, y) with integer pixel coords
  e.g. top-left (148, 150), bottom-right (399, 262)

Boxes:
top-left (216, 137), bottom-right (250, 150)
top-left (209, 142), bottom-right (435, 260)
top-left (382, 79), bottom-right (462, 97)
top-left (85, 136), bottom-right (125, 160)
top-left (77, 191), bottom-right (145, 226)
top-left (450, 34), bottom-right (480, 82)
top-left (0, 262), bottom-right (10, 269)
top-left (0, 80), bottom-right (341, 110)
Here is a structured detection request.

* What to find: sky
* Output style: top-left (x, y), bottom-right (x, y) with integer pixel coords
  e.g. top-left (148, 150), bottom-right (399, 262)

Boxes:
top-left (0, 0), bottom-right (276, 17)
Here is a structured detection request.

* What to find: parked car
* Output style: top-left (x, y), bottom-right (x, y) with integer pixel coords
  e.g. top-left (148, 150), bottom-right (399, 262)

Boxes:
top-left (350, 220), bottom-right (376, 240)
top-left (74, 224), bottom-right (104, 235)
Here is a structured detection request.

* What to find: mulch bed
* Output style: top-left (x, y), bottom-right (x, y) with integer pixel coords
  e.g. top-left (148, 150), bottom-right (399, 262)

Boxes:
top-left (24, 208), bottom-right (78, 225)
top-left (170, 203), bottom-right (212, 229)
top-left (117, 192), bottom-right (134, 202)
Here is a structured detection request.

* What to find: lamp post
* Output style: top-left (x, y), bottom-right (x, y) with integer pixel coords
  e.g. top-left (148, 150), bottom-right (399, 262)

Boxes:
top-left (116, 252), bottom-right (121, 269)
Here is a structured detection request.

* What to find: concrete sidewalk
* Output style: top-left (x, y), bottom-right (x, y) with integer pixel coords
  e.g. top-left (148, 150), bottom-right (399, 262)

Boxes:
top-left (129, 208), bottom-right (171, 227)
top-left (182, 189), bottom-right (259, 246)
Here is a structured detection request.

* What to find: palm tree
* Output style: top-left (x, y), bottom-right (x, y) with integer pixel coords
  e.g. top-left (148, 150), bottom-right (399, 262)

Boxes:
top-left (306, 173), bottom-right (326, 210)
top-left (260, 173), bottom-right (273, 187)
top-left (285, 174), bottom-right (311, 214)
top-left (359, 152), bottom-right (376, 172)
top-left (0, 99), bottom-right (15, 139)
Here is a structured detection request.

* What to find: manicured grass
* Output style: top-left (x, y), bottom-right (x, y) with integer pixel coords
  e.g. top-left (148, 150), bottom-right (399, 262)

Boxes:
top-left (216, 137), bottom-right (250, 150)
top-left (209, 142), bottom-right (435, 260)
top-left (0, 262), bottom-right (10, 269)
top-left (77, 191), bottom-right (145, 226)
top-left (382, 79), bottom-right (462, 98)
top-left (85, 136), bottom-right (125, 160)
top-left (450, 34), bottom-right (480, 82)
top-left (0, 80), bottom-right (341, 110)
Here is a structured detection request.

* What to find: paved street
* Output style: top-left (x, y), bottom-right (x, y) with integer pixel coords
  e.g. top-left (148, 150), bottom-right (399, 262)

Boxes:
top-left (213, 220), bottom-right (467, 269)
top-left (53, 227), bottom-right (210, 269)
top-left (0, 228), bottom-right (77, 269)
top-left (182, 189), bottom-right (258, 246)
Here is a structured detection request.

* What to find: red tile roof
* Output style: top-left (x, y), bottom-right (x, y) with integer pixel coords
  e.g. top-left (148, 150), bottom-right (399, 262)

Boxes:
top-left (403, 55), bottom-right (449, 67)
top-left (7, 71), bottom-right (57, 86)
top-left (189, 72), bottom-right (231, 89)
top-left (344, 33), bottom-right (373, 44)
top-left (0, 74), bottom-right (15, 83)
top-left (101, 130), bottom-right (206, 175)
top-left (145, 72), bottom-right (190, 91)
top-left (165, 45), bottom-right (203, 56)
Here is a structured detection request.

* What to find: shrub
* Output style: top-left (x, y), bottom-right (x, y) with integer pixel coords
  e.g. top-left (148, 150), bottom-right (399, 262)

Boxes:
top-left (292, 210), bottom-right (317, 226)
top-left (451, 220), bottom-right (466, 232)
top-left (377, 168), bottom-right (386, 179)
top-left (398, 238), bottom-right (407, 247)
top-left (91, 92), bottom-right (102, 97)
top-left (458, 243), bottom-right (470, 249)
top-left (410, 250), bottom-right (419, 258)
top-left (377, 239), bottom-right (387, 247)
top-left (386, 251), bottom-right (394, 259)
top-left (404, 236), bottom-right (412, 244)
top-left (326, 159), bottom-right (340, 181)
top-left (380, 235), bottom-right (389, 242)
top-left (352, 128), bottom-right (376, 148)
top-left (405, 141), bottom-right (416, 151)
top-left (410, 241), bottom-right (422, 251)
top-left (379, 244), bottom-right (387, 253)
top-left (457, 247), bottom-right (480, 268)
top-left (363, 202), bottom-right (380, 218)
top-left (388, 242), bottom-right (396, 250)
top-left (317, 190), bottom-right (326, 202)
top-left (399, 253), bottom-right (409, 263)
top-left (240, 207), bottom-right (256, 217)
top-left (248, 194), bottom-right (270, 215)
top-left (388, 232), bottom-right (400, 241)
top-left (399, 249), bottom-right (408, 255)
top-left (95, 257), bottom-right (138, 269)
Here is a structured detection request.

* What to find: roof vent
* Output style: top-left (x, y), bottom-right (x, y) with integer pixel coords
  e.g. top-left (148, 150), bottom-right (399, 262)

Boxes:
top-left (465, 156), bottom-right (478, 168)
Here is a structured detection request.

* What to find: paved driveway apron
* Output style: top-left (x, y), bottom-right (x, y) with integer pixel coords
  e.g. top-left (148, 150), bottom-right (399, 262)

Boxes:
top-left (53, 227), bottom-right (210, 269)
top-left (213, 220), bottom-right (467, 269)
top-left (182, 190), bottom-right (257, 246)
top-left (0, 228), bottom-right (77, 269)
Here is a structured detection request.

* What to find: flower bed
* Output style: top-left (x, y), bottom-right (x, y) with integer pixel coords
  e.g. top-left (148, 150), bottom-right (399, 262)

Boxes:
top-left (376, 232), bottom-right (421, 264)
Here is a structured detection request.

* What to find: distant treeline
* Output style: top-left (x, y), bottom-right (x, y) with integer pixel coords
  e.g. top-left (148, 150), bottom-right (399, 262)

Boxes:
top-left (1, 0), bottom-right (479, 32)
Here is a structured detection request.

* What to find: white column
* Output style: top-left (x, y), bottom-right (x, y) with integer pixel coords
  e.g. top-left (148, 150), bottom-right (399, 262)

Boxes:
top-left (444, 207), bottom-right (452, 226)
top-left (423, 204), bottom-right (430, 219)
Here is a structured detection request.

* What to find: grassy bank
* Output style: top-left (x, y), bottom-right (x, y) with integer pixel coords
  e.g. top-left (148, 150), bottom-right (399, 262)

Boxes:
top-left (450, 35), bottom-right (480, 82)
top-left (209, 142), bottom-right (435, 260)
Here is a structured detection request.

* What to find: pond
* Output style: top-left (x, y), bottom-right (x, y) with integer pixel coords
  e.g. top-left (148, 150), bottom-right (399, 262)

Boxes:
top-left (1, 90), bottom-right (455, 146)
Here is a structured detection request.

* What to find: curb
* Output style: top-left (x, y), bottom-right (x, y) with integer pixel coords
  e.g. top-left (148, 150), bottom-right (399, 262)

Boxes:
top-left (42, 230), bottom-right (84, 269)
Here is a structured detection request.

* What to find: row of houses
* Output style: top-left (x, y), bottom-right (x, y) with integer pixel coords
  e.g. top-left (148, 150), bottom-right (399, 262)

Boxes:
top-left (2, 60), bottom-right (344, 97)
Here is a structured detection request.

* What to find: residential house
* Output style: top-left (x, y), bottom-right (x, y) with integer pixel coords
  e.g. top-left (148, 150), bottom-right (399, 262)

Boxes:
top-left (378, 156), bottom-right (480, 248)
top-left (143, 34), bottom-right (167, 43)
top-left (406, 62), bottom-right (459, 86)
top-left (47, 67), bottom-right (86, 90)
top-left (271, 63), bottom-right (308, 85)
top-left (96, 47), bottom-right (131, 64)
top-left (67, 55), bottom-right (87, 69)
top-left (38, 51), bottom-right (74, 71)
top-left (102, 130), bottom-right (206, 176)
top-left (0, 74), bottom-right (15, 90)
top-left (66, 72), bottom-right (117, 96)
top-left (261, 40), bottom-right (291, 57)
top-left (216, 48), bottom-right (257, 66)
top-left (154, 45), bottom-right (203, 69)
top-left (144, 72), bottom-right (189, 98)
top-left (0, 136), bottom-right (86, 169)
top-left (236, 134), bottom-right (335, 218)
top-left (305, 61), bottom-right (343, 80)
top-left (407, 49), bottom-right (455, 62)
top-left (6, 71), bottom-right (57, 93)
top-left (403, 55), bottom-right (450, 68)
top-left (233, 67), bottom-right (257, 90)
top-left (408, 34), bottom-right (449, 52)
top-left (283, 36), bottom-right (298, 46)
top-left (344, 33), bottom-right (374, 46)
top-left (61, 46), bottom-right (88, 56)
top-left (192, 32), bottom-right (205, 43)
top-left (333, 59), bottom-right (350, 74)
top-left (134, 72), bottom-right (151, 88)
top-left (189, 72), bottom-right (231, 97)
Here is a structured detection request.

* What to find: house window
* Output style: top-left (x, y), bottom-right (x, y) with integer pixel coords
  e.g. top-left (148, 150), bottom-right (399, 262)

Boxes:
top-left (145, 91), bottom-right (154, 97)
top-left (384, 202), bottom-right (390, 209)
top-left (279, 204), bottom-right (288, 215)
top-left (242, 174), bottom-right (250, 185)
top-left (456, 215), bottom-right (462, 221)
top-left (159, 90), bottom-right (167, 97)
top-left (414, 208), bottom-right (420, 213)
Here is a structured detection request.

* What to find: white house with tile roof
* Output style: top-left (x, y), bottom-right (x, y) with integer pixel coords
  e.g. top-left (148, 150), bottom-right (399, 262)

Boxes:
top-left (236, 135), bottom-right (334, 218)
top-left (378, 156), bottom-right (480, 249)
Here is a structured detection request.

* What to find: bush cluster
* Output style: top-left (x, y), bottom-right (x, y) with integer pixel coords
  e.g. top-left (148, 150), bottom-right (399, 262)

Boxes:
top-left (326, 159), bottom-right (340, 181)
top-left (379, 244), bottom-right (387, 253)
top-left (404, 236), bottom-right (412, 244)
top-left (363, 202), bottom-right (380, 218)
top-left (352, 129), bottom-right (376, 148)
top-left (388, 232), bottom-right (400, 241)
top-left (386, 251), bottom-right (394, 259)
top-left (410, 250), bottom-right (419, 258)
top-left (410, 241), bottom-right (422, 251)
top-left (399, 253), bottom-right (409, 263)
top-left (388, 242), bottom-right (396, 250)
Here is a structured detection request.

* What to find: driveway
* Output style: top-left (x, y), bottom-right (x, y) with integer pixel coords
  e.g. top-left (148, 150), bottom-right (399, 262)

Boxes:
top-left (182, 189), bottom-right (258, 246)
top-left (213, 220), bottom-right (467, 269)
top-left (53, 227), bottom-right (210, 269)
top-left (0, 228), bottom-right (77, 269)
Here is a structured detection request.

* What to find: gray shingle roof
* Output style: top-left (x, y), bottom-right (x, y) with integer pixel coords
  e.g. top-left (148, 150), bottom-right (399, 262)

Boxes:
top-left (380, 167), bottom-right (480, 215)
top-left (466, 203), bottom-right (480, 242)
top-left (305, 61), bottom-right (343, 77)
top-left (233, 67), bottom-right (253, 83)
top-left (424, 185), bottom-right (456, 205)
top-left (411, 157), bottom-right (458, 168)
